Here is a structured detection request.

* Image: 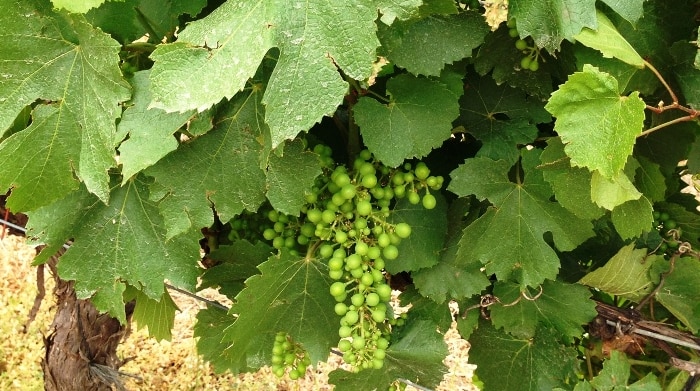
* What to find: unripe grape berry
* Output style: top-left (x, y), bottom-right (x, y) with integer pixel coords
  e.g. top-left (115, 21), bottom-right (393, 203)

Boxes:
top-left (362, 174), bottom-right (378, 188)
top-left (528, 60), bottom-right (539, 72)
top-left (352, 336), bottom-right (366, 350)
top-left (330, 282), bottom-right (347, 298)
top-left (415, 162), bottom-right (430, 180)
top-left (515, 39), bottom-right (528, 50)
top-left (338, 339), bottom-right (352, 352)
top-left (408, 191), bottom-right (420, 205)
top-left (382, 245), bottom-right (399, 260)
top-left (344, 310), bottom-right (360, 325)
top-left (366, 292), bottom-right (380, 307)
top-left (263, 228), bottom-right (277, 241)
top-left (520, 56), bottom-right (532, 69)
top-left (376, 283), bottom-right (392, 301)
top-left (509, 28), bottom-right (519, 38)
top-left (422, 193), bottom-right (437, 209)
top-left (356, 200), bottom-right (372, 216)
top-left (351, 293), bottom-right (365, 307)
top-left (507, 18), bottom-right (516, 28)
top-left (339, 325), bottom-right (352, 338)
top-left (394, 222), bottom-right (411, 239)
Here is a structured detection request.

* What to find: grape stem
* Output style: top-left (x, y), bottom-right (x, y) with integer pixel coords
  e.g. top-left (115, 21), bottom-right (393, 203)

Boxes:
top-left (637, 59), bottom-right (699, 138)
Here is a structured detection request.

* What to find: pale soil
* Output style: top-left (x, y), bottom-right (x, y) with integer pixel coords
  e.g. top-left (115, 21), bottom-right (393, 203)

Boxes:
top-left (0, 234), bottom-right (478, 391)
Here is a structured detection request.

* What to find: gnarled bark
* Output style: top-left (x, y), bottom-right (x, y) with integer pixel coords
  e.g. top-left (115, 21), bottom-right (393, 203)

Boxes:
top-left (42, 257), bottom-right (134, 391)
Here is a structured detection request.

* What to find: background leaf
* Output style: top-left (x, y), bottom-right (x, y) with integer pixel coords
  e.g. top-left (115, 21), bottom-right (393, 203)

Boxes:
top-left (655, 257), bottom-right (700, 333)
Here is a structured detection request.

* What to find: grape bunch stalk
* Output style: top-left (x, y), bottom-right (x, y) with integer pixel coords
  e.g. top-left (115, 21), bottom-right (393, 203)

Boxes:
top-left (507, 18), bottom-right (541, 72)
top-left (228, 144), bottom-right (444, 373)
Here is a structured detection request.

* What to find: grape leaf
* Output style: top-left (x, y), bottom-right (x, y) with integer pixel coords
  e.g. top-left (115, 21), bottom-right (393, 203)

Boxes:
top-left (573, 10), bottom-right (644, 68)
top-left (218, 249), bottom-right (338, 372)
top-left (86, 0), bottom-right (207, 43)
top-left (473, 25), bottom-right (554, 99)
top-left (199, 240), bottom-right (273, 300)
top-left (573, 45), bottom-right (643, 94)
top-left (635, 156), bottom-right (666, 202)
top-left (125, 286), bottom-right (178, 342)
top-left (40, 177), bottom-right (200, 323)
top-left (539, 137), bottom-right (605, 220)
top-left (671, 41), bottom-right (700, 110)
top-left (600, 0), bottom-right (646, 26)
top-left (655, 202), bottom-right (700, 250)
top-left (51, 0), bottom-right (105, 13)
top-left (545, 65), bottom-right (646, 178)
top-left (412, 215), bottom-right (491, 303)
top-left (399, 285), bottom-right (453, 333)
top-left (328, 320), bottom-right (448, 391)
top-left (611, 197), bottom-right (654, 240)
top-left (449, 152), bottom-right (594, 289)
top-left (266, 139), bottom-right (322, 216)
top-left (508, 0), bottom-right (597, 53)
top-left (378, 10), bottom-right (489, 76)
top-left (194, 306), bottom-right (240, 373)
top-left (117, 71), bottom-right (197, 182)
top-left (589, 351), bottom-right (662, 391)
top-left (590, 170), bottom-right (641, 210)
top-left (146, 86), bottom-right (268, 239)
top-left (489, 279), bottom-right (597, 344)
top-left (149, 0), bottom-right (421, 147)
top-left (655, 256), bottom-right (700, 333)
top-left (355, 74), bottom-right (460, 167)
top-left (0, 0), bottom-right (131, 209)
top-left (579, 244), bottom-right (659, 302)
top-left (469, 320), bottom-right (580, 391)
top-left (386, 194), bottom-right (448, 273)
top-left (459, 73), bottom-right (550, 164)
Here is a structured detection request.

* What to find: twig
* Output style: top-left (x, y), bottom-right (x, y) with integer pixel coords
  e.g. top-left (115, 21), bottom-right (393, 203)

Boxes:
top-left (24, 264), bottom-right (45, 332)
top-left (603, 320), bottom-right (700, 351)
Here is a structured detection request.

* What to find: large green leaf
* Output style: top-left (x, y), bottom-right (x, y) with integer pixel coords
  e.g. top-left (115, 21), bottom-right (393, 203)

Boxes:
top-left (590, 170), bottom-right (641, 210)
top-left (469, 320), bottom-right (580, 391)
top-left (30, 177), bottom-right (201, 323)
top-left (579, 244), bottom-right (659, 302)
top-left (149, 0), bottom-right (421, 147)
top-left (146, 86), bottom-right (268, 239)
top-left (86, 0), bottom-right (207, 43)
top-left (378, 10), bottom-right (489, 76)
top-left (508, 0), bottom-right (597, 53)
top-left (545, 65), bottom-right (646, 178)
top-left (125, 286), bottom-right (178, 342)
top-left (489, 280), bottom-right (597, 343)
top-left (328, 320), bottom-right (448, 391)
top-left (539, 137), bottom-right (605, 220)
top-left (0, 0), bottom-right (131, 210)
top-left (600, 0), bottom-right (646, 26)
top-left (449, 152), bottom-right (594, 289)
top-left (574, 10), bottom-right (645, 68)
top-left (459, 73), bottom-right (550, 164)
top-left (610, 197), bottom-right (654, 240)
top-left (385, 195), bottom-right (448, 273)
top-left (51, 0), bottom-right (105, 13)
top-left (587, 351), bottom-right (662, 391)
top-left (117, 71), bottom-right (199, 182)
top-left (655, 256), bottom-right (700, 334)
top-left (355, 74), bottom-right (460, 167)
top-left (217, 249), bottom-right (338, 372)
top-left (199, 240), bottom-right (273, 300)
top-left (265, 139), bottom-right (323, 216)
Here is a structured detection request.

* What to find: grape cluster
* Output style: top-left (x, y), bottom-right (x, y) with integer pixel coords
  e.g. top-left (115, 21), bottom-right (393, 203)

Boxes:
top-left (507, 19), bottom-right (541, 72)
top-left (229, 144), bottom-right (444, 372)
top-left (270, 332), bottom-right (311, 379)
top-left (653, 210), bottom-right (681, 255)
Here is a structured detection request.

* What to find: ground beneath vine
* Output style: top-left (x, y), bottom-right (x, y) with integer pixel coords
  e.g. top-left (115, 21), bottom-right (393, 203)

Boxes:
top-left (0, 234), bottom-right (477, 391)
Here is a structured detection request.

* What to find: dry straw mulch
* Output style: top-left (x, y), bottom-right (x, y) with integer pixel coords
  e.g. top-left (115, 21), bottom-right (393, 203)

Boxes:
top-left (0, 234), bottom-right (477, 391)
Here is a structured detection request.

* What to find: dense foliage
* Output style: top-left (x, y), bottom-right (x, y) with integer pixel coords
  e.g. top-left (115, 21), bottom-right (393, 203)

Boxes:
top-left (1, 0), bottom-right (699, 389)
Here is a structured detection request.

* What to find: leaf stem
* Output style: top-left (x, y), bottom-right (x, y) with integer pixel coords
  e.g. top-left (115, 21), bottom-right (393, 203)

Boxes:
top-left (643, 59), bottom-right (678, 104)
top-left (637, 114), bottom-right (698, 138)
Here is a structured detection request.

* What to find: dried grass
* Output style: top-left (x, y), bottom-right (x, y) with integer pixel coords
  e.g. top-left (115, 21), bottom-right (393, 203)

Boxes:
top-left (0, 235), bottom-right (477, 390)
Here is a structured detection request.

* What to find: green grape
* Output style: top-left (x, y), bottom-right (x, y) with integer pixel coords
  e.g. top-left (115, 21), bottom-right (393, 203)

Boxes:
top-left (338, 339), bottom-right (352, 352)
top-left (328, 257), bottom-right (344, 271)
top-left (394, 222), bottom-right (411, 239)
top-left (371, 308), bottom-right (386, 323)
top-left (362, 174), bottom-right (378, 188)
top-left (652, 210), bottom-right (661, 220)
top-left (307, 208), bottom-right (322, 223)
top-left (665, 219), bottom-right (677, 229)
top-left (392, 172), bottom-right (405, 186)
top-left (272, 365), bottom-right (285, 378)
top-left (352, 335), bottom-right (366, 350)
top-left (355, 241), bottom-right (369, 256)
top-left (422, 193), bottom-right (437, 209)
top-left (367, 246), bottom-right (381, 260)
top-left (528, 59), bottom-right (539, 71)
top-left (319, 244), bottom-right (334, 258)
top-left (414, 162), bottom-right (430, 180)
top-left (322, 209), bottom-right (336, 224)
top-left (334, 172), bottom-right (351, 187)
top-left (289, 369), bottom-right (301, 380)
top-left (335, 302), bottom-right (348, 316)
top-left (372, 359), bottom-right (384, 369)
top-left (393, 185), bottom-right (406, 198)
top-left (359, 162), bottom-right (375, 176)
top-left (329, 269), bottom-right (344, 280)
top-left (344, 310), bottom-right (360, 325)
top-left (365, 292), bottom-right (380, 307)
top-left (371, 268), bottom-right (384, 283)
top-left (272, 236), bottom-right (285, 249)
top-left (330, 282), bottom-right (347, 298)
top-left (376, 283), bottom-right (392, 301)
top-left (376, 337), bottom-right (389, 350)
top-left (509, 28), bottom-right (519, 38)
top-left (351, 293), bottom-right (365, 307)
top-left (520, 56), bottom-right (532, 69)
top-left (339, 325), bottom-right (352, 338)
top-left (263, 228), bottom-right (277, 241)
top-left (373, 258), bottom-right (385, 270)
top-left (335, 230), bottom-right (348, 244)
top-left (659, 212), bottom-right (670, 221)
top-left (356, 200), bottom-right (372, 216)
top-left (377, 233), bottom-right (391, 248)
top-left (407, 191), bottom-right (420, 205)
top-left (359, 149), bottom-right (372, 160)
top-left (515, 39), bottom-right (528, 50)
top-left (340, 184), bottom-right (356, 200)
top-left (361, 272), bottom-right (374, 286)
top-left (331, 192), bottom-right (346, 207)
top-left (284, 236), bottom-right (296, 248)
top-left (382, 245), bottom-right (399, 260)
top-left (346, 253), bottom-right (362, 270)
top-left (506, 18), bottom-right (516, 28)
